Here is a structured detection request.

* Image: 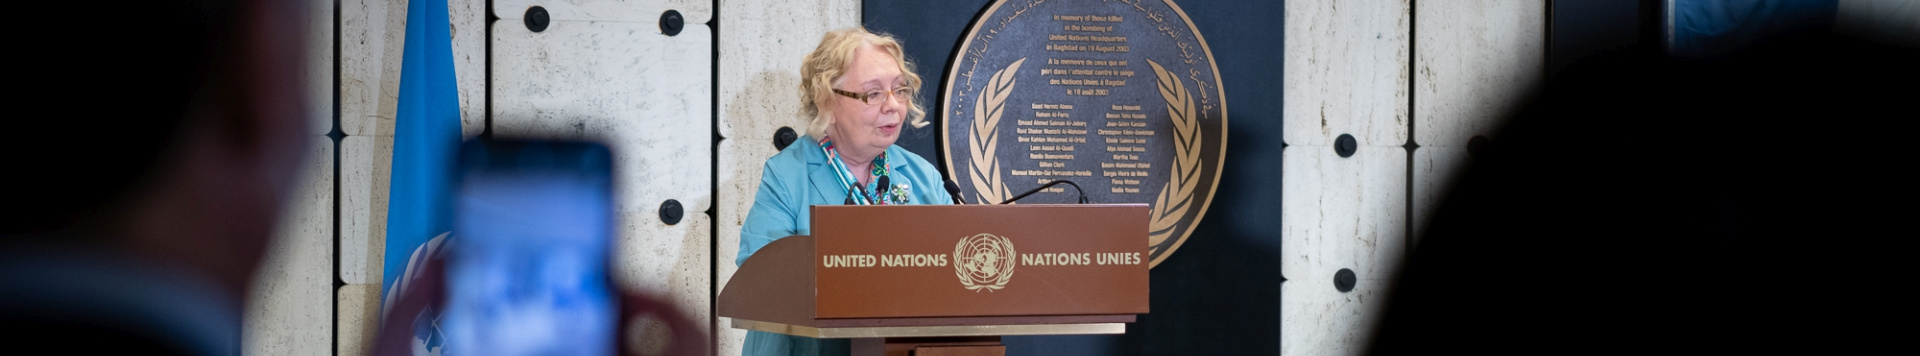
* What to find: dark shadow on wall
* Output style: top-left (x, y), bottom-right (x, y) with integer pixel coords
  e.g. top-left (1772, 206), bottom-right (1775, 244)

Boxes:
top-left (1369, 33), bottom-right (1917, 354)
top-left (864, 0), bottom-right (1284, 354)
top-left (1550, 0), bottom-right (1644, 77)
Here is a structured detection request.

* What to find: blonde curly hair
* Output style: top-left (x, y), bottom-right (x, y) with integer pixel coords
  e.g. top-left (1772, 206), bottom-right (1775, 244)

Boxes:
top-left (798, 27), bottom-right (927, 138)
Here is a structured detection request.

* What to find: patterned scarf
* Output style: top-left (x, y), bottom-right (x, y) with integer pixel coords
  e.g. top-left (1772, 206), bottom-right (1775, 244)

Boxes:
top-left (819, 136), bottom-right (909, 205)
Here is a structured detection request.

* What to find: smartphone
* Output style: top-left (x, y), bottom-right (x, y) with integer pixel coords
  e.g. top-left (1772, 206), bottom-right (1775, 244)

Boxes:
top-left (443, 140), bottom-right (617, 356)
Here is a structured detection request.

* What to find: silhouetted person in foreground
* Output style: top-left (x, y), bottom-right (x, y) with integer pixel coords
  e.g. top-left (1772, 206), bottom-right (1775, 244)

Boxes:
top-left (1369, 32), bottom-right (1916, 354)
top-left (1, 1), bottom-right (309, 354)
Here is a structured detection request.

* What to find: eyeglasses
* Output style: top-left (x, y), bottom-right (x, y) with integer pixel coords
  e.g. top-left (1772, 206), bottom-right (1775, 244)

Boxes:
top-left (833, 87), bottom-right (915, 106)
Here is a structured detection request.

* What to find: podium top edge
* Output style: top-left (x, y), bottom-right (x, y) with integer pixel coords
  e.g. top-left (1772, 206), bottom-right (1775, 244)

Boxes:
top-left (730, 319), bottom-right (1127, 338)
top-left (812, 203), bottom-right (1148, 208)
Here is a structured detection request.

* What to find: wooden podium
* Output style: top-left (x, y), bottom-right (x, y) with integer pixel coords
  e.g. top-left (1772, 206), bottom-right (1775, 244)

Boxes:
top-left (719, 204), bottom-right (1150, 356)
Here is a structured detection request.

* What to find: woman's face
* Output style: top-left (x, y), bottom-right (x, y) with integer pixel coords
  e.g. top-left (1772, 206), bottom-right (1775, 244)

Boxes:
top-left (827, 44), bottom-right (910, 160)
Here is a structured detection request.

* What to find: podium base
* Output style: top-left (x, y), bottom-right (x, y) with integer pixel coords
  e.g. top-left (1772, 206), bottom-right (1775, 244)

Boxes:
top-left (851, 337), bottom-right (1003, 356)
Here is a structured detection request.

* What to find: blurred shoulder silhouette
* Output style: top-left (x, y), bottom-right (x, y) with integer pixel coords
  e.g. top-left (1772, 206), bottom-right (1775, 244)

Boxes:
top-left (1369, 29), bottom-right (1918, 354)
top-left (1, 1), bottom-right (310, 354)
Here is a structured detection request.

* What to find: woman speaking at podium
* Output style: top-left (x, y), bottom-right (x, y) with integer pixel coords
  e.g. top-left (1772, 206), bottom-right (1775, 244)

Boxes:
top-left (735, 27), bottom-right (956, 356)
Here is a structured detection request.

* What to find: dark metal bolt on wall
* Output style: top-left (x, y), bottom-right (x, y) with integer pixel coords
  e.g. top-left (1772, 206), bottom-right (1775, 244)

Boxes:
top-left (525, 6), bottom-right (549, 32)
top-left (773, 126), bottom-right (798, 151)
top-left (1467, 135), bottom-right (1491, 159)
top-left (660, 10), bottom-right (684, 36)
top-left (1334, 268), bottom-right (1357, 292)
top-left (1335, 134), bottom-right (1358, 158)
top-left (660, 199), bottom-right (684, 225)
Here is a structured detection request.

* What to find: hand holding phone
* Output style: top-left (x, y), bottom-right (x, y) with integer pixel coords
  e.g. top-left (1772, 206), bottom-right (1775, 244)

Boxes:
top-left (375, 140), bottom-right (705, 356)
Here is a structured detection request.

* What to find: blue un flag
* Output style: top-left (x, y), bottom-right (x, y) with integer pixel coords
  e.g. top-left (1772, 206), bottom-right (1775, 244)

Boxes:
top-left (380, 0), bottom-right (461, 354)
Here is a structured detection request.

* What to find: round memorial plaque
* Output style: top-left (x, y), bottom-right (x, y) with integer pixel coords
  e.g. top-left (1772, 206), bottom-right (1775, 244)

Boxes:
top-left (941, 0), bottom-right (1227, 268)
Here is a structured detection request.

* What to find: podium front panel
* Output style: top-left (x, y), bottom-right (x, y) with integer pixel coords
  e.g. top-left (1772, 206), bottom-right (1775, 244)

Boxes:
top-left (811, 204), bottom-right (1149, 319)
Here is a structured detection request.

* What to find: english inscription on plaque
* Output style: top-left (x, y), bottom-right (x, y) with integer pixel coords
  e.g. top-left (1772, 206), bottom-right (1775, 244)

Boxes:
top-left (942, 0), bottom-right (1227, 268)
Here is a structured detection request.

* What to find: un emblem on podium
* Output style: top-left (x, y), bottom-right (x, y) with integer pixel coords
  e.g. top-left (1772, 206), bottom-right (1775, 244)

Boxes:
top-left (953, 233), bottom-right (1018, 292)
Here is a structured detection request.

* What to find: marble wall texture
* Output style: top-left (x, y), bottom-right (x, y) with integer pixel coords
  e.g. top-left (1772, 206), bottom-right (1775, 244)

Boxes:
top-left (489, 0), bottom-right (716, 353)
top-left (335, 136), bottom-right (391, 356)
top-left (716, 1), bottom-right (860, 355)
top-left (1283, 0), bottom-right (1542, 355)
top-left (241, 0), bottom-right (337, 354)
top-left (341, 0), bottom-right (488, 138)
top-left (1282, 1), bottom-right (1410, 355)
top-left (244, 138), bottom-right (337, 356)
top-left (1412, 0), bottom-right (1544, 241)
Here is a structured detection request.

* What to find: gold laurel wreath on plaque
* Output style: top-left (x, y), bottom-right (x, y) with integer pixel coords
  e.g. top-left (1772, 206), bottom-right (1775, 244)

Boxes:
top-left (1145, 59), bottom-right (1202, 254)
top-left (967, 58), bottom-right (1027, 205)
top-left (954, 233), bottom-right (1017, 292)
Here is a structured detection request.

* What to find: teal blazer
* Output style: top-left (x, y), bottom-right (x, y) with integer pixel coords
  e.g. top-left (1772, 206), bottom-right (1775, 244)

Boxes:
top-left (737, 135), bottom-right (954, 266)
top-left (735, 135), bottom-right (954, 356)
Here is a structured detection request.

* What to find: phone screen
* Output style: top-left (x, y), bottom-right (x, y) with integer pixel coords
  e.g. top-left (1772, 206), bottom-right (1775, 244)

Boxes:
top-left (444, 141), bottom-right (616, 356)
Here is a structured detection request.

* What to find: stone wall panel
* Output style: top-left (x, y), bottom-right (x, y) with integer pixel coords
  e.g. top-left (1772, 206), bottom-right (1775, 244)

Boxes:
top-left (341, 0), bottom-right (488, 137)
top-left (1280, 146), bottom-right (1406, 356)
top-left (1412, 0), bottom-right (1544, 241)
top-left (494, 0), bottom-right (713, 25)
top-left (243, 137), bottom-right (337, 356)
top-left (1284, 0), bottom-right (1412, 147)
top-left (490, 14), bottom-right (715, 348)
